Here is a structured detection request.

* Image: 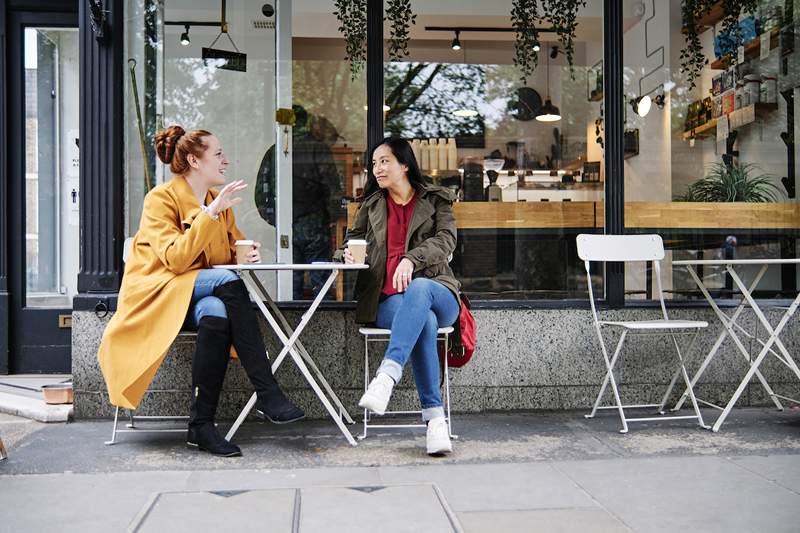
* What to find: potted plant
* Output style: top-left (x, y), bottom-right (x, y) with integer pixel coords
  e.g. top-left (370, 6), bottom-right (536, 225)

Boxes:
top-left (542, 0), bottom-right (586, 78)
top-left (511, 0), bottom-right (541, 83)
top-left (678, 161), bottom-right (782, 202)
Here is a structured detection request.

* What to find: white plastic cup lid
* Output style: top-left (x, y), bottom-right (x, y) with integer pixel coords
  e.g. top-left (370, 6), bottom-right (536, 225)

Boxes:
top-left (235, 240), bottom-right (255, 245)
top-left (348, 239), bottom-right (368, 245)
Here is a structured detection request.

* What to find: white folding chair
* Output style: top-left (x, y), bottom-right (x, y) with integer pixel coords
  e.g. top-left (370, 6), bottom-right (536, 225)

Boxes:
top-left (358, 327), bottom-right (456, 440)
top-left (577, 234), bottom-right (710, 433)
top-left (105, 237), bottom-right (192, 445)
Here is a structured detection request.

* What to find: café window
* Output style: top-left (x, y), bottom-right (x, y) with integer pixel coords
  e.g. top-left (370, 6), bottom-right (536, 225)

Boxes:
top-left (622, 0), bottom-right (799, 300)
top-left (123, 0), bottom-right (365, 301)
top-left (370, 0), bottom-right (607, 300)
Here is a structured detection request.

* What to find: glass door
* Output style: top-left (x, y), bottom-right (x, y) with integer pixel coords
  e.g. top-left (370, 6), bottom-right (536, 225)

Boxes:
top-left (9, 12), bottom-right (79, 373)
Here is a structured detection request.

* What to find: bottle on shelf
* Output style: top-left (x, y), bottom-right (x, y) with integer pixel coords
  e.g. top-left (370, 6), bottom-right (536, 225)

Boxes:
top-left (428, 138), bottom-right (439, 171)
top-left (446, 138), bottom-right (458, 171)
top-left (411, 139), bottom-right (421, 164)
top-left (420, 139), bottom-right (430, 170)
top-left (437, 138), bottom-right (448, 170)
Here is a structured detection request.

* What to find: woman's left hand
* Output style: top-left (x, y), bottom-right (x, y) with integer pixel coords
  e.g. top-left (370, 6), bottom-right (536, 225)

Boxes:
top-left (247, 242), bottom-right (262, 263)
top-left (393, 258), bottom-right (415, 292)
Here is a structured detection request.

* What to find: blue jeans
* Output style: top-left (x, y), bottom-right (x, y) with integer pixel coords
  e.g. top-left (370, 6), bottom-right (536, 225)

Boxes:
top-left (375, 278), bottom-right (460, 421)
top-left (185, 269), bottom-right (239, 328)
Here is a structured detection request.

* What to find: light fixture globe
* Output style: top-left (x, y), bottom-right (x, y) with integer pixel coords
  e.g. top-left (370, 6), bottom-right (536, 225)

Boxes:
top-left (451, 31), bottom-right (461, 50)
top-left (535, 99), bottom-right (561, 122)
top-left (180, 25), bottom-right (190, 46)
top-left (632, 94), bottom-right (652, 117)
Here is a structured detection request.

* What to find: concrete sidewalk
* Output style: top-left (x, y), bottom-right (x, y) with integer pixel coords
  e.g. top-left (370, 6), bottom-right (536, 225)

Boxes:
top-left (2, 409), bottom-right (799, 532)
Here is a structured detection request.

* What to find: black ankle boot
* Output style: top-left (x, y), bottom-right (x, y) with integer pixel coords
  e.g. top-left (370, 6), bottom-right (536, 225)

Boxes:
top-left (187, 316), bottom-right (242, 457)
top-left (213, 280), bottom-right (305, 424)
top-left (187, 422), bottom-right (241, 457)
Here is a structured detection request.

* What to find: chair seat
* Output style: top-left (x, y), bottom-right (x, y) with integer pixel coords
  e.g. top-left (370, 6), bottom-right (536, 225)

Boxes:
top-left (599, 319), bottom-right (708, 330)
top-left (359, 326), bottom-right (454, 336)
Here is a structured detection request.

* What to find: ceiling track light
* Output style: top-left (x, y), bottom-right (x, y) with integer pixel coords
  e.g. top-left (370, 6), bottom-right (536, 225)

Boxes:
top-left (180, 24), bottom-right (190, 46)
top-left (451, 30), bottom-right (461, 50)
top-left (631, 94), bottom-right (651, 117)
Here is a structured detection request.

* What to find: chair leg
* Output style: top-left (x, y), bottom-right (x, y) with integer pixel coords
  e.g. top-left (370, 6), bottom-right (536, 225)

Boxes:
top-left (104, 406), bottom-right (120, 445)
top-left (359, 335), bottom-right (370, 441)
top-left (658, 331), bottom-right (700, 414)
top-left (670, 332), bottom-right (709, 429)
top-left (443, 333), bottom-right (457, 439)
top-left (586, 330), bottom-right (629, 433)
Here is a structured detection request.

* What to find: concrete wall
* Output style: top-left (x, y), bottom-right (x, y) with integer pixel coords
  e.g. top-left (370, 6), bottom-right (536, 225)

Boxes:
top-left (73, 307), bottom-right (800, 420)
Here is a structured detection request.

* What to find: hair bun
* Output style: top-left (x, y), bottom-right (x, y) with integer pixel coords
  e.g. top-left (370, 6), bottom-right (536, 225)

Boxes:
top-left (154, 125), bottom-right (186, 165)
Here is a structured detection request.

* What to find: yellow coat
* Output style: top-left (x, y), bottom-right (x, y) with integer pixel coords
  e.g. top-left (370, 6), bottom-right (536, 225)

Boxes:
top-left (98, 176), bottom-right (245, 409)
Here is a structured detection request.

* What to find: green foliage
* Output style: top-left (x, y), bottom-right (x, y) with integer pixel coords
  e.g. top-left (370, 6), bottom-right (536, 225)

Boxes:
top-left (511, 0), bottom-right (540, 83)
top-left (680, 0), bottom-right (711, 91)
top-left (541, 0), bottom-right (586, 79)
top-left (679, 162), bottom-right (782, 202)
top-left (334, 0), bottom-right (367, 80)
top-left (386, 0), bottom-right (416, 62)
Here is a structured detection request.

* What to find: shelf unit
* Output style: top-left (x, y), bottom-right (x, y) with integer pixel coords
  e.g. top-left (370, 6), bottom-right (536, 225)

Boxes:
top-left (695, 1), bottom-right (726, 34)
top-left (681, 102), bottom-right (778, 140)
top-left (710, 28), bottom-right (780, 70)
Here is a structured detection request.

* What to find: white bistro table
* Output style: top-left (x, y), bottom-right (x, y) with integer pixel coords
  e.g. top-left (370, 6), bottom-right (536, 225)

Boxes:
top-left (671, 258), bottom-right (800, 431)
top-left (213, 262), bottom-right (368, 446)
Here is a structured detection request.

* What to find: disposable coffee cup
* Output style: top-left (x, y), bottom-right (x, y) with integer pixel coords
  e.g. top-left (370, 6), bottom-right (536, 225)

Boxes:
top-left (347, 239), bottom-right (368, 264)
top-left (235, 240), bottom-right (255, 264)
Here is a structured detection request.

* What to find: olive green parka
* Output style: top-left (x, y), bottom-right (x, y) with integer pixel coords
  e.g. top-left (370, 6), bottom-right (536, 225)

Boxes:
top-left (335, 184), bottom-right (461, 324)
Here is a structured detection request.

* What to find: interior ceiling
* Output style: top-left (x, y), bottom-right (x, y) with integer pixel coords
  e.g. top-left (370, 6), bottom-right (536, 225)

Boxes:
top-left (165, 0), bottom-right (642, 41)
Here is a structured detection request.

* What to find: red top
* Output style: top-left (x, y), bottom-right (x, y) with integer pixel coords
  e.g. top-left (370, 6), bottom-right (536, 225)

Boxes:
top-left (382, 192), bottom-right (418, 297)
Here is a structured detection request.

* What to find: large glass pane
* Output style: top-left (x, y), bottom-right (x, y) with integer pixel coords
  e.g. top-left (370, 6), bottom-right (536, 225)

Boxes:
top-left (623, 0), bottom-right (799, 300)
top-left (24, 27), bottom-right (80, 307)
top-left (377, 1), bottom-right (606, 300)
top-left (124, 0), bottom-right (365, 301)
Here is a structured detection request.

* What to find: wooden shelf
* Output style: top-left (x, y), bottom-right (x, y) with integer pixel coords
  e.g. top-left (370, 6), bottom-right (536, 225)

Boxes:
top-left (695, 1), bottom-right (725, 34)
top-left (710, 29), bottom-right (780, 70)
top-left (348, 201), bottom-right (800, 231)
top-left (682, 118), bottom-right (717, 140)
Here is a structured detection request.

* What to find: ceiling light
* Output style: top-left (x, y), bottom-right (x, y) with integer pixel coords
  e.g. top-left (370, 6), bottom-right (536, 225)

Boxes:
top-left (533, 40), bottom-right (540, 52)
top-left (631, 94), bottom-right (652, 117)
top-left (180, 25), bottom-right (190, 46)
top-left (536, 48), bottom-right (561, 122)
top-left (451, 30), bottom-right (461, 51)
top-left (550, 45), bottom-right (559, 59)
top-left (453, 109), bottom-right (478, 117)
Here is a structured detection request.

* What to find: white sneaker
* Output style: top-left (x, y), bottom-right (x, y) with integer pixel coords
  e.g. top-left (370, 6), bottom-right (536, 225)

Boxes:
top-left (358, 372), bottom-right (394, 415)
top-left (426, 416), bottom-right (453, 456)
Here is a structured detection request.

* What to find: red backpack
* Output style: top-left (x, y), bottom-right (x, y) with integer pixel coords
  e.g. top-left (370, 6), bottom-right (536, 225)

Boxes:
top-left (439, 293), bottom-right (476, 368)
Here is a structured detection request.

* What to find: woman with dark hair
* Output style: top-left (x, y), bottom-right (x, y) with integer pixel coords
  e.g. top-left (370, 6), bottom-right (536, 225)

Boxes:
top-left (98, 125), bottom-right (304, 458)
top-left (336, 137), bottom-right (461, 455)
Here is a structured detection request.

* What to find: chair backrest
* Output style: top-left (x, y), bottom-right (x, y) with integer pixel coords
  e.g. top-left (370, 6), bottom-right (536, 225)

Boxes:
top-left (122, 237), bottom-right (134, 264)
top-left (576, 234), bottom-right (669, 322)
top-left (576, 234), bottom-right (664, 262)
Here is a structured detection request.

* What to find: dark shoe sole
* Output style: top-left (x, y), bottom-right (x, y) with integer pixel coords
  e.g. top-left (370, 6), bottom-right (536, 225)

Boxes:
top-left (255, 409), bottom-right (306, 425)
top-left (186, 441), bottom-right (242, 458)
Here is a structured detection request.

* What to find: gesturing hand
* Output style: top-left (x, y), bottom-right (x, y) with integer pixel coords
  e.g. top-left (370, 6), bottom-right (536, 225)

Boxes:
top-left (207, 180), bottom-right (247, 217)
top-left (393, 258), bottom-right (415, 292)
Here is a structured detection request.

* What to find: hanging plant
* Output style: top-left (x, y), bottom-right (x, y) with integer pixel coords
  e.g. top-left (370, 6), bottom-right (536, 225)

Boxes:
top-left (542, 0), bottom-right (586, 79)
top-left (680, 0), bottom-right (712, 91)
top-left (511, 0), bottom-right (540, 83)
top-left (386, 0), bottom-right (416, 62)
top-left (334, 0), bottom-right (367, 80)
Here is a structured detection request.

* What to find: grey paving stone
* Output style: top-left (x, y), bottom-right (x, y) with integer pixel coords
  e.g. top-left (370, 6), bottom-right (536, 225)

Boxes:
top-left (299, 483), bottom-right (458, 533)
top-left (728, 454), bottom-right (800, 495)
top-left (556, 456), bottom-right (800, 533)
top-left (457, 508), bottom-right (632, 533)
top-left (378, 462), bottom-right (598, 512)
top-left (133, 489), bottom-right (296, 533)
